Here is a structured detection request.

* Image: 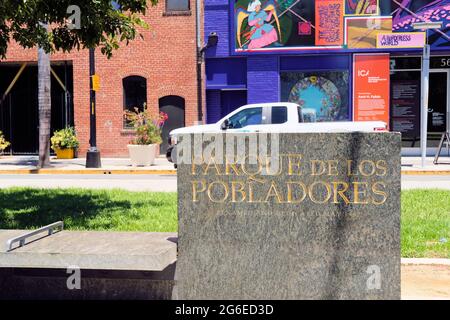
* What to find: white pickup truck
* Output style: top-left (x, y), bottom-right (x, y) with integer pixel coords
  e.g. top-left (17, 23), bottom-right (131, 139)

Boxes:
top-left (166, 102), bottom-right (387, 163)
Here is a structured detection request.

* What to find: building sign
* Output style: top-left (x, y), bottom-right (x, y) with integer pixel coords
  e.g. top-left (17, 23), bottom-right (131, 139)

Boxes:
top-left (377, 32), bottom-right (425, 49)
top-left (315, 0), bottom-right (344, 46)
top-left (353, 54), bottom-right (390, 126)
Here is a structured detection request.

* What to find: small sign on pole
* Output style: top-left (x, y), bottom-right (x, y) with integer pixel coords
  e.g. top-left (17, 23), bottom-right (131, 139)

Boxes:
top-left (91, 74), bottom-right (100, 92)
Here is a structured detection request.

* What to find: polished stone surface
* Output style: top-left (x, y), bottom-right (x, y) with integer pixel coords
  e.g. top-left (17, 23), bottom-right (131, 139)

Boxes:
top-left (176, 133), bottom-right (401, 300)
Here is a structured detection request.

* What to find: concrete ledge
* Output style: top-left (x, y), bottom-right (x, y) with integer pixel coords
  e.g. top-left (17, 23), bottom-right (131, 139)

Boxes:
top-left (0, 230), bottom-right (177, 271)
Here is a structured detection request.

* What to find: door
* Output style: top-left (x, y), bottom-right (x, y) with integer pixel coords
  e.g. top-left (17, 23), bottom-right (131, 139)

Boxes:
top-left (0, 64), bottom-right (73, 154)
top-left (159, 96), bottom-right (185, 153)
top-left (428, 71), bottom-right (449, 148)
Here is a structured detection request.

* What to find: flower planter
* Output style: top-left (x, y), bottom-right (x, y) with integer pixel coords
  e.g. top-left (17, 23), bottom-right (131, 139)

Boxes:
top-left (55, 148), bottom-right (75, 159)
top-left (127, 144), bottom-right (158, 167)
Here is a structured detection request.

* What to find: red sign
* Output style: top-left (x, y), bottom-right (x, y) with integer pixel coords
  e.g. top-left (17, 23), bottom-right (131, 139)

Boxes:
top-left (353, 54), bottom-right (390, 127)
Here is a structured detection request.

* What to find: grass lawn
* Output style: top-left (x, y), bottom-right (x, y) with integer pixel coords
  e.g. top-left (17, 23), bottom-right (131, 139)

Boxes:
top-left (0, 188), bottom-right (177, 232)
top-left (401, 190), bottom-right (449, 258)
top-left (0, 188), bottom-right (448, 258)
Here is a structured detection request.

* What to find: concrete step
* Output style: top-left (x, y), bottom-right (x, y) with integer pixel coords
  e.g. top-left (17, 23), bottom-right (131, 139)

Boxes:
top-left (0, 230), bottom-right (177, 271)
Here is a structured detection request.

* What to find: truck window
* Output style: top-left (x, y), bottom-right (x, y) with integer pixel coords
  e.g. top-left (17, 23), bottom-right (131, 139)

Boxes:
top-left (271, 107), bottom-right (287, 124)
top-left (297, 107), bottom-right (303, 123)
top-left (228, 107), bottom-right (263, 128)
top-left (299, 107), bottom-right (316, 123)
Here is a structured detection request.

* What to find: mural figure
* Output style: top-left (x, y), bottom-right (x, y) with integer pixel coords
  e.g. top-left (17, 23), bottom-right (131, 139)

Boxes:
top-left (237, 0), bottom-right (281, 49)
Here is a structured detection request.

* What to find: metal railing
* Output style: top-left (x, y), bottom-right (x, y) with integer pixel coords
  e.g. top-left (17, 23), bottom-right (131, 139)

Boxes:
top-left (5, 221), bottom-right (64, 252)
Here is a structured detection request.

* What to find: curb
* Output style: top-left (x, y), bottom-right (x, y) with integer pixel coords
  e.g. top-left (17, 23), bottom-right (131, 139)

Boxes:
top-left (0, 169), bottom-right (177, 175)
top-left (401, 258), bottom-right (450, 266)
top-left (402, 170), bottom-right (450, 175)
top-left (0, 169), bottom-right (448, 176)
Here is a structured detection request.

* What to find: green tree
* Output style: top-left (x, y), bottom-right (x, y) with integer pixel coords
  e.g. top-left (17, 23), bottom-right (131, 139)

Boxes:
top-left (0, 0), bottom-right (154, 167)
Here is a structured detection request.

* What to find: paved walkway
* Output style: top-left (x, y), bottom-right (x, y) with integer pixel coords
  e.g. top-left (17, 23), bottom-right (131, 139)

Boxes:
top-left (0, 156), bottom-right (450, 175)
top-left (0, 156), bottom-right (176, 174)
top-left (402, 156), bottom-right (450, 174)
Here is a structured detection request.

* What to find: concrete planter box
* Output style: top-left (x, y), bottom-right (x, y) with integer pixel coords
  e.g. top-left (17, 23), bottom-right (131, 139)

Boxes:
top-left (127, 144), bottom-right (157, 167)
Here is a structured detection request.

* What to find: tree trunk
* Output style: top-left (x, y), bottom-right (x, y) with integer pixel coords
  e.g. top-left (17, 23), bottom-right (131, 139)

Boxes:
top-left (38, 46), bottom-right (51, 168)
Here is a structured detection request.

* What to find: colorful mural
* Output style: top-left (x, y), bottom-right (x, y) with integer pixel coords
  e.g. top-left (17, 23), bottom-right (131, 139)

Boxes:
top-left (233, 0), bottom-right (450, 52)
top-left (345, 16), bottom-right (392, 48)
top-left (392, 0), bottom-right (450, 48)
top-left (345, 0), bottom-right (379, 16)
top-left (235, 0), bottom-right (317, 50)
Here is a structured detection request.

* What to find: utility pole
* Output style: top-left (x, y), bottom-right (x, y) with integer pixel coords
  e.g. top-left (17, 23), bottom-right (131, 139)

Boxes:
top-left (413, 22), bottom-right (442, 167)
top-left (86, 48), bottom-right (101, 168)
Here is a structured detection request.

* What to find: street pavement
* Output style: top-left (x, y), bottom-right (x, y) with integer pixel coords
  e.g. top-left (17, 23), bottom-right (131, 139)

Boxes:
top-left (0, 173), bottom-right (448, 192)
top-left (0, 174), bottom-right (177, 192)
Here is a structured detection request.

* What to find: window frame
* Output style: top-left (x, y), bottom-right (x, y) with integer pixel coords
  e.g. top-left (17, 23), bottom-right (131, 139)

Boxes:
top-left (164, 0), bottom-right (191, 15)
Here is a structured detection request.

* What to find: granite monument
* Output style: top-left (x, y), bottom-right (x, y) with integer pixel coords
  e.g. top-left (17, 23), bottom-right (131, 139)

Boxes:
top-left (175, 132), bottom-right (401, 299)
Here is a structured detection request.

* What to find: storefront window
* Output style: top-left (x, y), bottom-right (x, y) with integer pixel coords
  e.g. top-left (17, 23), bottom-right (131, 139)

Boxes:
top-left (280, 71), bottom-right (349, 122)
top-left (391, 57), bottom-right (449, 149)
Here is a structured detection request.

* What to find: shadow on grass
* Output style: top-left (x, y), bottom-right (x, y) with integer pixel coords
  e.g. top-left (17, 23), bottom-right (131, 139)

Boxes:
top-left (0, 188), bottom-right (139, 230)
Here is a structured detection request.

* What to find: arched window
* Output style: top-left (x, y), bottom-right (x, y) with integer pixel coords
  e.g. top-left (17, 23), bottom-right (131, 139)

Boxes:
top-left (123, 76), bottom-right (147, 128)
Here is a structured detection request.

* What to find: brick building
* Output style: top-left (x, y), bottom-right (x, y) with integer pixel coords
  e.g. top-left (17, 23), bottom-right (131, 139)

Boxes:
top-left (0, 1), bottom-right (202, 157)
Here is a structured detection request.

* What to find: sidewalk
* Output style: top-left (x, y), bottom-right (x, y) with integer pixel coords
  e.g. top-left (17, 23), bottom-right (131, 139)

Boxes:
top-left (0, 156), bottom-right (176, 174)
top-left (0, 155), bottom-right (449, 175)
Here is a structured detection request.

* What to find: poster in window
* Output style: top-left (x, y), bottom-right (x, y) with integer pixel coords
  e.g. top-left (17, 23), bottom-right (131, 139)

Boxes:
top-left (390, 79), bottom-right (421, 137)
top-left (281, 71), bottom-right (350, 122)
top-left (353, 54), bottom-right (390, 126)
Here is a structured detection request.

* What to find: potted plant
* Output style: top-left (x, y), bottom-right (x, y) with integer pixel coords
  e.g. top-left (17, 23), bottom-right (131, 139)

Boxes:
top-left (124, 106), bottom-right (168, 167)
top-left (50, 127), bottom-right (80, 159)
top-left (0, 131), bottom-right (10, 156)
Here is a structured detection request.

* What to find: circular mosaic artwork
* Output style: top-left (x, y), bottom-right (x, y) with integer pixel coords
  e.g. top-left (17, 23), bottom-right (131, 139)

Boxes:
top-left (288, 76), bottom-right (342, 122)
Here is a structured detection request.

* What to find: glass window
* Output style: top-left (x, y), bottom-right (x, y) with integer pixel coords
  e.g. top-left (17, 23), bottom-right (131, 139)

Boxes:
top-left (228, 107), bottom-right (263, 128)
top-left (123, 76), bottom-right (147, 127)
top-left (297, 107), bottom-right (303, 123)
top-left (167, 0), bottom-right (190, 11)
top-left (271, 107), bottom-right (287, 124)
